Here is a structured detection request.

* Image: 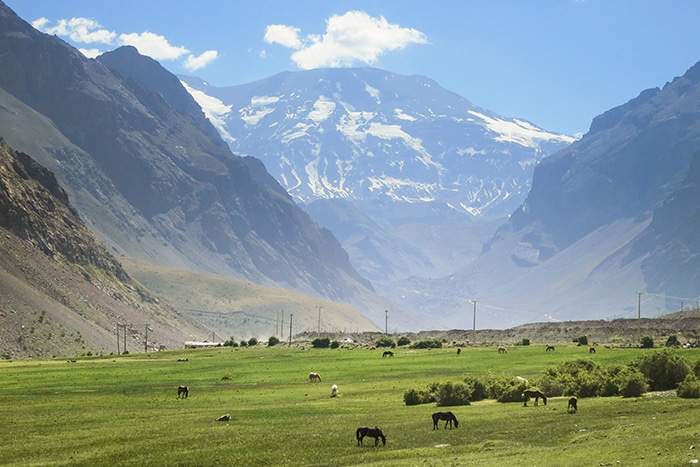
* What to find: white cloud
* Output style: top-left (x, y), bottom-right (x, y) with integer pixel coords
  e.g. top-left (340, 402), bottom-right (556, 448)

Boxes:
top-left (79, 48), bottom-right (103, 59)
top-left (31, 17), bottom-right (217, 70)
top-left (40, 17), bottom-right (117, 44)
top-left (118, 31), bottom-right (189, 60)
top-left (183, 50), bottom-right (219, 71)
top-left (264, 24), bottom-right (302, 49)
top-left (266, 10), bottom-right (427, 70)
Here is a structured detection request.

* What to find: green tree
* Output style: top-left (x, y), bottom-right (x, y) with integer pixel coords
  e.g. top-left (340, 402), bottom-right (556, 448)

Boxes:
top-left (311, 337), bottom-right (331, 348)
top-left (267, 336), bottom-right (280, 347)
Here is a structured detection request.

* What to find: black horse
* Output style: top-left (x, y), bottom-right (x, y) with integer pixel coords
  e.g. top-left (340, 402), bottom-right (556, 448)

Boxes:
top-left (432, 411), bottom-right (459, 429)
top-left (177, 385), bottom-right (189, 399)
top-left (567, 396), bottom-right (578, 413)
top-left (356, 426), bottom-right (386, 446)
top-left (522, 389), bottom-right (547, 406)
top-left (382, 350), bottom-right (394, 358)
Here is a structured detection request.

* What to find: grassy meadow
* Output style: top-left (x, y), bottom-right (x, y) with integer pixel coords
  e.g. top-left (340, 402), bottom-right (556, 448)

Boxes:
top-left (1, 343), bottom-right (700, 466)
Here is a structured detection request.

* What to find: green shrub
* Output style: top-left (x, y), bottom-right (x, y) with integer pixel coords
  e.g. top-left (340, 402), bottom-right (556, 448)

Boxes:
top-left (402, 383), bottom-right (438, 406)
top-left (520, 338), bottom-right (530, 346)
top-left (410, 338), bottom-right (442, 349)
top-left (665, 335), bottom-right (680, 347)
top-left (463, 377), bottom-right (488, 401)
top-left (635, 350), bottom-right (690, 391)
top-left (574, 335), bottom-right (588, 346)
top-left (248, 337), bottom-right (258, 347)
top-left (435, 381), bottom-right (471, 407)
top-left (616, 367), bottom-right (648, 397)
top-left (484, 374), bottom-right (528, 403)
top-left (239, 340), bottom-right (248, 347)
top-left (403, 388), bottom-right (423, 406)
top-left (330, 340), bottom-right (340, 349)
top-left (267, 336), bottom-right (280, 347)
top-left (311, 337), bottom-right (331, 348)
top-left (375, 336), bottom-right (395, 348)
top-left (223, 336), bottom-right (238, 347)
top-left (677, 375), bottom-right (700, 398)
top-left (397, 336), bottom-right (411, 346)
top-left (640, 336), bottom-right (654, 348)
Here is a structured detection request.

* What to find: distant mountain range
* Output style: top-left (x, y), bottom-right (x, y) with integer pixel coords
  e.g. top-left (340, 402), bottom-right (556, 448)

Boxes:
top-left (180, 68), bottom-right (575, 284)
top-left (0, 1), bottom-right (435, 335)
top-left (1, 0), bottom-right (699, 345)
top-left (180, 68), bottom-right (575, 216)
top-left (386, 61), bottom-right (700, 328)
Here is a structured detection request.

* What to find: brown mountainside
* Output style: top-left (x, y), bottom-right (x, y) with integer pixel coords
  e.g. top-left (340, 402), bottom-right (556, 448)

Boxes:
top-left (0, 136), bottom-right (211, 358)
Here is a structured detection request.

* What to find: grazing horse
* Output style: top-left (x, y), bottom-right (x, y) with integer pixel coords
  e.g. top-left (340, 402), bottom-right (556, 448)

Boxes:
top-left (177, 385), bottom-right (188, 399)
top-left (567, 396), bottom-right (578, 413)
top-left (457, 348), bottom-right (461, 355)
top-left (432, 411), bottom-right (459, 429)
top-left (356, 427), bottom-right (386, 446)
top-left (309, 372), bottom-right (322, 382)
top-left (382, 350), bottom-right (394, 358)
top-left (497, 346), bottom-right (507, 354)
top-left (546, 345), bottom-right (555, 352)
top-left (589, 347), bottom-right (596, 353)
top-left (522, 389), bottom-right (547, 406)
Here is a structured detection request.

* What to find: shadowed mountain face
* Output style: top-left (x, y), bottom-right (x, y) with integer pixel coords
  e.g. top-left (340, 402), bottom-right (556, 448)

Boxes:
top-left (180, 67), bottom-right (574, 286)
top-left (383, 61), bottom-right (700, 329)
top-left (0, 3), bottom-right (374, 309)
top-left (0, 136), bottom-right (212, 357)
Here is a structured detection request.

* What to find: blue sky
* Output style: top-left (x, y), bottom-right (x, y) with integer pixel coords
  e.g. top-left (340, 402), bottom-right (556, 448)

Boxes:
top-left (5, 0), bottom-right (700, 136)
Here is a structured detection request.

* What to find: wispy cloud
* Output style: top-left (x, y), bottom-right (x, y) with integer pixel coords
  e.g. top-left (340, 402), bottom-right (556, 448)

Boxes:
top-left (31, 17), bottom-right (218, 70)
top-left (263, 10), bottom-right (427, 69)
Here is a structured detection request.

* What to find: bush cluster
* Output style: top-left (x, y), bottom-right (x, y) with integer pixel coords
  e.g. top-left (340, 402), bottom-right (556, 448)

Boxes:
top-left (410, 338), bottom-right (442, 349)
top-left (404, 350), bottom-right (697, 405)
top-left (375, 336), bottom-right (395, 348)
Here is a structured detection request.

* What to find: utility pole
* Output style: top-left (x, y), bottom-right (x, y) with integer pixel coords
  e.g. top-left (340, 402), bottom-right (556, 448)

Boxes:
top-left (116, 324), bottom-right (120, 355)
top-left (471, 300), bottom-right (478, 331)
top-left (317, 306), bottom-right (322, 334)
top-left (144, 325), bottom-right (150, 353)
top-left (123, 324), bottom-right (127, 354)
top-left (281, 311), bottom-right (284, 339)
top-left (288, 313), bottom-right (293, 347)
top-left (637, 292), bottom-right (643, 319)
top-left (385, 310), bottom-right (388, 334)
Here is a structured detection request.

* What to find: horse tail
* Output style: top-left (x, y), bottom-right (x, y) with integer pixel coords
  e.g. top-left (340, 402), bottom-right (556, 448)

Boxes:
top-left (356, 428), bottom-right (362, 440)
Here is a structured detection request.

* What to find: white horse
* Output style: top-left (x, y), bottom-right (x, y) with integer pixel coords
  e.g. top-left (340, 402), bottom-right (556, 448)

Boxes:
top-left (331, 384), bottom-right (338, 397)
top-left (309, 372), bottom-right (322, 382)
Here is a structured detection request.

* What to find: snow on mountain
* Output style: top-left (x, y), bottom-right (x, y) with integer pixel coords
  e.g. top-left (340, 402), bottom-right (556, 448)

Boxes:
top-left (181, 68), bottom-right (575, 218)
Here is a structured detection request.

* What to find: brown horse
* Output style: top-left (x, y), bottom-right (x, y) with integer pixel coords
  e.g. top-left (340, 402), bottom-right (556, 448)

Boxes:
top-left (546, 345), bottom-right (555, 352)
top-left (522, 389), bottom-right (547, 406)
top-left (382, 350), bottom-right (394, 357)
top-left (356, 426), bottom-right (386, 446)
top-left (177, 385), bottom-right (188, 399)
top-left (432, 411), bottom-right (459, 429)
top-left (309, 372), bottom-right (322, 382)
top-left (567, 396), bottom-right (578, 413)
top-left (497, 346), bottom-right (507, 354)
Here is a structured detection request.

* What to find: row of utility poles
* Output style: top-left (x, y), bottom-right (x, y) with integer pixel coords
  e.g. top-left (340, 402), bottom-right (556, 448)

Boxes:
top-left (116, 324), bottom-right (151, 354)
top-left (117, 291), bottom-right (669, 355)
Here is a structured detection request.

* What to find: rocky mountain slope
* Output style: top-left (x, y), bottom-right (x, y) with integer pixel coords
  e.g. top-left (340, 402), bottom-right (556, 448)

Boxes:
top-left (0, 136), bottom-right (212, 358)
top-left (392, 61), bottom-right (700, 329)
top-left (180, 69), bottom-right (574, 283)
top-left (0, 2), bottom-right (431, 331)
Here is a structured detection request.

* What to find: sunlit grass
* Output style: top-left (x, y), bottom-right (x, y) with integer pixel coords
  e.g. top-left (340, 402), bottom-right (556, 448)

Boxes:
top-left (0, 345), bottom-right (698, 466)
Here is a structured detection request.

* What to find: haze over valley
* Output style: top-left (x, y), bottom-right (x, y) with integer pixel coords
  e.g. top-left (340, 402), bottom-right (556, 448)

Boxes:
top-left (1, 1), bottom-right (699, 356)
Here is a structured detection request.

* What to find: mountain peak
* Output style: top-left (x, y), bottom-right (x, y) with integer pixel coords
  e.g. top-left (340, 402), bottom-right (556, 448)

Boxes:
top-left (182, 67), bottom-right (574, 218)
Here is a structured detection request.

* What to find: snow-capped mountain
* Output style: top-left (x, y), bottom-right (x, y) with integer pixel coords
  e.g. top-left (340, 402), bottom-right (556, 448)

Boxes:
top-left (181, 68), bottom-right (575, 218)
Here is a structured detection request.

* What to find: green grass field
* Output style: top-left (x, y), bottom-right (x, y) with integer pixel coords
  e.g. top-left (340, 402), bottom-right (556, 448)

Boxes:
top-left (1, 344), bottom-right (699, 466)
